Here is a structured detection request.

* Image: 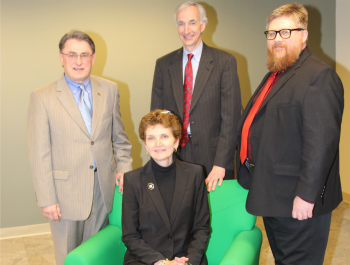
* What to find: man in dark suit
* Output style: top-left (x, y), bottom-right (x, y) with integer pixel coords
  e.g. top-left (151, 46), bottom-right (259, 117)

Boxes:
top-left (237, 4), bottom-right (344, 265)
top-left (151, 1), bottom-right (241, 191)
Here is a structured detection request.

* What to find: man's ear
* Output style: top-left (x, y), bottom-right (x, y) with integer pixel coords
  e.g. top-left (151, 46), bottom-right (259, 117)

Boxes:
top-left (302, 29), bottom-right (308, 44)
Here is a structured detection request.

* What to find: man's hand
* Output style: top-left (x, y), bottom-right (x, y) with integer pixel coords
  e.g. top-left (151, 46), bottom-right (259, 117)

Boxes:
top-left (41, 203), bottom-right (61, 221)
top-left (205, 165), bottom-right (225, 192)
top-left (116, 172), bottom-right (125, 194)
top-left (292, 196), bottom-right (315, 220)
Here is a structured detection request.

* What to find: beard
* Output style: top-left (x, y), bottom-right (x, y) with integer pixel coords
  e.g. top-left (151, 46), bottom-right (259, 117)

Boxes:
top-left (266, 42), bottom-right (303, 72)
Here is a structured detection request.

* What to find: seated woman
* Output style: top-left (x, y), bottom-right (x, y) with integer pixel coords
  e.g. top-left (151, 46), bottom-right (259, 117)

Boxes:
top-left (122, 110), bottom-right (210, 265)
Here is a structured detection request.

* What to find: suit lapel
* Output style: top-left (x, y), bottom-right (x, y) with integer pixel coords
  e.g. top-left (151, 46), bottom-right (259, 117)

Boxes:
top-left (90, 76), bottom-right (104, 137)
top-left (141, 161), bottom-right (172, 232)
top-left (56, 75), bottom-right (90, 137)
top-left (169, 48), bottom-right (184, 118)
top-left (169, 160), bottom-right (189, 226)
top-left (237, 74), bottom-right (270, 133)
top-left (257, 47), bottom-right (312, 114)
top-left (190, 43), bottom-right (213, 112)
top-left (257, 71), bottom-right (295, 113)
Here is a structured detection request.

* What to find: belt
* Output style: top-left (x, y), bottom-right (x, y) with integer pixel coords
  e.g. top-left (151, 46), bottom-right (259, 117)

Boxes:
top-left (94, 168), bottom-right (97, 172)
top-left (244, 159), bottom-right (254, 173)
top-left (188, 134), bottom-right (192, 140)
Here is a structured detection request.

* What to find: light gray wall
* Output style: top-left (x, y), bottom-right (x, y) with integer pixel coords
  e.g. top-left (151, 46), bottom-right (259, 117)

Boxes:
top-left (1, 0), bottom-right (336, 228)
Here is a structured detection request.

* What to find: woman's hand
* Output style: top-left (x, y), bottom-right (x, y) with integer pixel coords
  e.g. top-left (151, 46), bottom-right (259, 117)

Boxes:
top-left (155, 257), bottom-right (189, 265)
top-left (168, 257), bottom-right (189, 264)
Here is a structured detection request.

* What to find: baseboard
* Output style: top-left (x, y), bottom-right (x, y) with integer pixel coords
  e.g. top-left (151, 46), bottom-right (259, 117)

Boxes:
top-left (0, 223), bottom-right (51, 240)
top-left (1, 193), bottom-right (349, 240)
top-left (343, 192), bottom-right (350, 204)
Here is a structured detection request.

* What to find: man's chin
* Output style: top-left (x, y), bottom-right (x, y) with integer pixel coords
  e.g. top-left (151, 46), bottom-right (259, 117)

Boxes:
top-left (273, 49), bottom-right (286, 58)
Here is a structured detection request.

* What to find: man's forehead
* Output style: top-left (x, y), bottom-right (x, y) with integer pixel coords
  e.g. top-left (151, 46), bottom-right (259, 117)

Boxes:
top-left (268, 16), bottom-right (297, 29)
top-left (62, 39), bottom-right (92, 51)
top-left (177, 18), bottom-right (198, 23)
top-left (176, 6), bottom-right (200, 20)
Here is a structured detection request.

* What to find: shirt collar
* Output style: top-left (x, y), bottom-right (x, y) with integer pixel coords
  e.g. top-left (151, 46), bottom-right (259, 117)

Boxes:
top-left (64, 74), bottom-right (91, 92)
top-left (183, 41), bottom-right (203, 63)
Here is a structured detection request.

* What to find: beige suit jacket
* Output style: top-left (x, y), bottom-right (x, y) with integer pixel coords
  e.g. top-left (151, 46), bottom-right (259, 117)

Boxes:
top-left (28, 74), bottom-right (132, 220)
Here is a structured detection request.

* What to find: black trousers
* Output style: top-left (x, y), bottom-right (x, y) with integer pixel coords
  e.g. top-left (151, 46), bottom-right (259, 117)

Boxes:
top-left (263, 212), bottom-right (332, 265)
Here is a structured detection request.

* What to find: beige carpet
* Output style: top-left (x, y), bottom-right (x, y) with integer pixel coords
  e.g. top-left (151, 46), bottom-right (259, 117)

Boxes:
top-left (1, 201), bottom-right (349, 264)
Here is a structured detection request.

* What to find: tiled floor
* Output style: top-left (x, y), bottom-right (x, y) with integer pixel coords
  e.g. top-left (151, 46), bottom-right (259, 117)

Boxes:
top-left (1, 234), bottom-right (55, 265)
top-left (1, 201), bottom-right (349, 264)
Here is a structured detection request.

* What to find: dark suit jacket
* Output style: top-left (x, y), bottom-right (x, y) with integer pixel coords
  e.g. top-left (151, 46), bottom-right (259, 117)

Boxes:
top-left (122, 159), bottom-right (210, 265)
top-left (151, 43), bottom-right (241, 174)
top-left (237, 47), bottom-right (344, 217)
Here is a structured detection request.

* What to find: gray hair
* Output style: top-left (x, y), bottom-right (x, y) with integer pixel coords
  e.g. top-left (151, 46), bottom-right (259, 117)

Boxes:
top-left (174, 1), bottom-right (208, 25)
top-left (59, 30), bottom-right (95, 54)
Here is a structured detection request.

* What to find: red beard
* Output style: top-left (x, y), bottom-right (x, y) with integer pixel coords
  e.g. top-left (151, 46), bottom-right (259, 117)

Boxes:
top-left (266, 42), bottom-right (303, 72)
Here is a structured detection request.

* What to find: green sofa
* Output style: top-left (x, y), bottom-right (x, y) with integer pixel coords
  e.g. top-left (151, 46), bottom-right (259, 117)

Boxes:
top-left (65, 180), bottom-right (262, 265)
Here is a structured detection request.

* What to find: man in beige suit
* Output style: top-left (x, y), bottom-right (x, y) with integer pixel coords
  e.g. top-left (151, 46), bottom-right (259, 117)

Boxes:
top-left (27, 30), bottom-right (132, 264)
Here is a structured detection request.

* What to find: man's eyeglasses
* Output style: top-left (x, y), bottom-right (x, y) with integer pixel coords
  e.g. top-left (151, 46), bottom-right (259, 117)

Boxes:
top-left (264, 28), bottom-right (305, 40)
top-left (61, 52), bottom-right (93, 62)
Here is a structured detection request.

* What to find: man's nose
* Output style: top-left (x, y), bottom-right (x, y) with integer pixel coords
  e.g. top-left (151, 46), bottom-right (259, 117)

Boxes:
top-left (75, 55), bottom-right (82, 64)
top-left (185, 24), bottom-right (191, 34)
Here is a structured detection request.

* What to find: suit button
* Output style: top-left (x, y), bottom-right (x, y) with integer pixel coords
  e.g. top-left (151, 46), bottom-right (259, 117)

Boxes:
top-left (91, 141), bottom-right (94, 145)
top-left (168, 235), bottom-right (173, 240)
top-left (90, 165), bottom-right (94, 169)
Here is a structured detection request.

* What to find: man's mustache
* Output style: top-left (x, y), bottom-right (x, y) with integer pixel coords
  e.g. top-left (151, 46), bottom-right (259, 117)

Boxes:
top-left (273, 43), bottom-right (287, 49)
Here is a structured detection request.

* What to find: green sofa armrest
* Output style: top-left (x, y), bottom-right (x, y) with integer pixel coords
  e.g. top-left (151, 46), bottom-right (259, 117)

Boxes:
top-left (65, 225), bottom-right (125, 265)
top-left (220, 226), bottom-right (263, 265)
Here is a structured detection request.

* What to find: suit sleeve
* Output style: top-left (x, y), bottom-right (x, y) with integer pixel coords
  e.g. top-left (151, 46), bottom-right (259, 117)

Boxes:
top-left (295, 67), bottom-right (344, 202)
top-left (112, 84), bottom-right (133, 173)
top-left (150, 59), bottom-right (165, 111)
top-left (122, 173), bottom-right (165, 264)
top-left (27, 92), bottom-right (58, 207)
top-left (186, 169), bottom-right (211, 264)
top-left (214, 55), bottom-right (241, 170)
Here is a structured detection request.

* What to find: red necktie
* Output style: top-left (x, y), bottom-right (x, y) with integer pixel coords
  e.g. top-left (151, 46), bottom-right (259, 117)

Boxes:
top-left (181, 54), bottom-right (194, 148)
top-left (240, 72), bottom-right (277, 164)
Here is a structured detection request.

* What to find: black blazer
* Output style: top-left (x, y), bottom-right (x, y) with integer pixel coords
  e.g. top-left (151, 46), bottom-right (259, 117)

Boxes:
top-left (237, 47), bottom-right (344, 217)
top-left (151, 43), bottom-right (241, 174)
top-left (122, 159), bottom-right (210, 265)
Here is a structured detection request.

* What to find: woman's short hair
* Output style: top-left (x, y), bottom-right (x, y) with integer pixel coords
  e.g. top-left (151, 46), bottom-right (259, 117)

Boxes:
top-left (139, 110), bottom-right (182, 141)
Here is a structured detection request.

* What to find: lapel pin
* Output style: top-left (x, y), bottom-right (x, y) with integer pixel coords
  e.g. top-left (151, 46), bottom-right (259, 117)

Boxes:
top-left (148, 183), bottom-right (154, 190)
top-left (97, 92), bottom-right (101, 96)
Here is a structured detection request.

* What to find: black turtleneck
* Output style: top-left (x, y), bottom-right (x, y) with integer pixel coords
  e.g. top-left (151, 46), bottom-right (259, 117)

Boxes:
top-left (151, 155), bottom-right (176, 217)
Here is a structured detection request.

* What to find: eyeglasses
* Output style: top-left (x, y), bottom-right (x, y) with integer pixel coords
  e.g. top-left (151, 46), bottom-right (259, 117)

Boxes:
top-left (264, 28), bottom-right (305, 40)
top-left (61, 52), bottom-right (93, 62)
